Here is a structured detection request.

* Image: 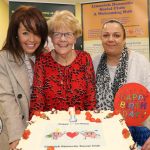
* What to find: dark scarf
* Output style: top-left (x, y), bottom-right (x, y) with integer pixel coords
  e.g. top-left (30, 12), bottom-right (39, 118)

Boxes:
top-left (96, 47), bottom-right (129, 110)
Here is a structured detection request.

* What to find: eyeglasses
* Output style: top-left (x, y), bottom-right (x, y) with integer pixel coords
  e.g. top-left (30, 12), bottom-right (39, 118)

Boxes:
top-left (52, 32), bottom-right (74, 39)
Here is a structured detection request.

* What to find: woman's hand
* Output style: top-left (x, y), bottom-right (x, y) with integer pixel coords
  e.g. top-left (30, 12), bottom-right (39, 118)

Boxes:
top-left (9, 140), bottom-right (19, 150)
top-left (142, 137), bottom-right (150, 150)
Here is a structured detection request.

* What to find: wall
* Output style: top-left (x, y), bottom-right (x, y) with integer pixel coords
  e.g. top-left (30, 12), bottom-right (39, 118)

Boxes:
top-left (0, 0), bottom-right (9, 49)
top-left (75, 3), bottom-right (81, 24)
top-left (0, 0), bottom-right (106, 49)
top-left (0, 0), bottom-right (83, 49)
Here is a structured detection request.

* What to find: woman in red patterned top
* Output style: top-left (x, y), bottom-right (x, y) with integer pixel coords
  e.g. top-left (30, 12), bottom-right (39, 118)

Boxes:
top-left (30, 10), bottom-right (96, 117)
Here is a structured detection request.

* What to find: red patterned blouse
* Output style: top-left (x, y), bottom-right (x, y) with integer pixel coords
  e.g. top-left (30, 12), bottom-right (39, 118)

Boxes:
top-left (30, 50), bottom-right (96, 117)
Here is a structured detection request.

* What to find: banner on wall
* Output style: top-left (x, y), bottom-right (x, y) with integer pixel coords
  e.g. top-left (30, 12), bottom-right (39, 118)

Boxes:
top-left (82, 0), bottom-right (149, 59)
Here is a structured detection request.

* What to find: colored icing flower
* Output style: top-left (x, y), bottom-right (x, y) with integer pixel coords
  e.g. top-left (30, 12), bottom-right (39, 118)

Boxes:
top-left (122, 128), bottom-right (130, 139)
top-left (22, 129), bottom-right (31, 140)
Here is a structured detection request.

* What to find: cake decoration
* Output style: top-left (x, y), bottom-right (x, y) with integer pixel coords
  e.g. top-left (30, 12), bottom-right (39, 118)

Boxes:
top-left (75, 110), bottom-right (81, 115)
top-left (46, 131), bottom-right (65, 140)
top-left (46, 130), bottom-right (100, 140)
top-left (47, 146), bottom-right (55, 150)
top-left (34, 111), bottom-right (50, 120)
top-left (122, 128), bottom-right (130, 139)
top-left (85, 111), bottom-right (101, 123)
top-left (17, 109), bottom-right (137, 150)
top-left (22, 129), bottom-right (31, 140)
top-left (68, 107), bottom-right (77, 122)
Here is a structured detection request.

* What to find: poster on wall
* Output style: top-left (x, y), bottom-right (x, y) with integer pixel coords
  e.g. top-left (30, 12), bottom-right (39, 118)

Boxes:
top-left (82, 0), bottom-right (149, 59)
top-left (9, 1), bottom-right (75, 21)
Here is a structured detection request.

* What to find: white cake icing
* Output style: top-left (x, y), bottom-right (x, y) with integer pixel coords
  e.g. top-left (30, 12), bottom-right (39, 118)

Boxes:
top-left (17, 109), bottom-right (137, 150)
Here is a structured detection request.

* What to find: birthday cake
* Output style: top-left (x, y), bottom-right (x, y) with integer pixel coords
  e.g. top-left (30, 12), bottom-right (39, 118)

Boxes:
top-left (17, 109), bottom-right (136, 150)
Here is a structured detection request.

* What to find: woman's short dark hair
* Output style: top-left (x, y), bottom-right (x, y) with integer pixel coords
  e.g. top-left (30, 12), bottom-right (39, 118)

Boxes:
top-left (2, 5), bottom-right (48, 61)
top-left (102, 19), bottom-right (126, 39)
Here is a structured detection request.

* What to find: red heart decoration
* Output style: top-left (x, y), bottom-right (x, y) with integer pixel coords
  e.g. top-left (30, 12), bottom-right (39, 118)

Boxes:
top-left (66, 132), bottom-right (79, 138)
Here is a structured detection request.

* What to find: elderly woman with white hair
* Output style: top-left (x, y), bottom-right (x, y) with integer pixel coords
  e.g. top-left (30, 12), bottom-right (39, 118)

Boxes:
top-left (30, 10), bottom-right (96, 117)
